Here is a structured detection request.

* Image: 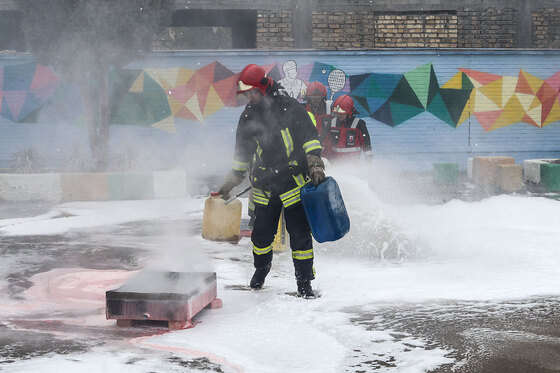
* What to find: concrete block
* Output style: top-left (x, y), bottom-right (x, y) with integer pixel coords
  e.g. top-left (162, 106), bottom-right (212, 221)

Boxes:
top-left (467, 157), bottom-right (473, 180)
top-left (0, 173), bottom-right (62, 202)
top-left (540, 163), bottom-right (560, 192)
top-left (1, 170), bottom-right (185, 202)
top-left (472, 156), bottom-right (515, 188)
top-left (153, 168), bottom-right (187, 198)
top-left (523, 159), bottom-right (558, 184)
top-left (496, 164), bottom-right (523, 192)
top-left (61, 173), bottom-right (108, 201)
top-left (107, 172), bottom-right (155, 200)
top-left (433, 163), bottom-right (458, 184)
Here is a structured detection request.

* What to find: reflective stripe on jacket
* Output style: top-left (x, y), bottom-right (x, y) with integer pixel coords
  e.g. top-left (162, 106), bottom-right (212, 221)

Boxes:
top-left (231, 93), bottom-right (321, 208)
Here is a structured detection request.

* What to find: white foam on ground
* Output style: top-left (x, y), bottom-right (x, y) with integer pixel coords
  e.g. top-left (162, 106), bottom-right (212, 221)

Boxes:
top-left (0, 198), bottom-right (201, 236)
top-left (2, 169), bottom-right (560, 372)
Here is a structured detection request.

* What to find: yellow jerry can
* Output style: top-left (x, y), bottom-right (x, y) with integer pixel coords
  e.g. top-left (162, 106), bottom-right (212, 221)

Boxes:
top-left (272, 209), bottom-right (288, 252)
top-left (202, 192), bottom-right (242, 242)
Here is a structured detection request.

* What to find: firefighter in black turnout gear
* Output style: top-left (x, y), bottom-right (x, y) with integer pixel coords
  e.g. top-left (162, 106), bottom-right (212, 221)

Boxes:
top-left (219, 64), bottom-right (325, 298)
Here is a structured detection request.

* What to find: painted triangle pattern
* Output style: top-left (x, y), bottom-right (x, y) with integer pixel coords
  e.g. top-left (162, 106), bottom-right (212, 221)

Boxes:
top-left (3, 60), bottom-right (560, 134)
top-left (365, 63), bottom-right (475, 127)
top-left (459, 68), bottom-right (560, 130)
top-left (0, 62), bottom-right (61, 122)
top-left (106, 62), bottom-right (241, 131)
top-left (352, 63), bottom-right (560, 131)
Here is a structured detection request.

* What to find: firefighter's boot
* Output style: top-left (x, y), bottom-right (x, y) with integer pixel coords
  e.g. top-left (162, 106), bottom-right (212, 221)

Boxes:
top-left (297, 279), bottom-right (316, 299)
top-left (250, 263), bottom-right (271, 290)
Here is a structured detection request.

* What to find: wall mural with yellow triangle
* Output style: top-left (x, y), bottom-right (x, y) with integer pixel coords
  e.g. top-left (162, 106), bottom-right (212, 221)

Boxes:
top-left (111, 61), bottom-right (560, 133)
top-left (353, 64), bottom-right (560, 131)
top-left (1, 60), bottom-right (560, 133)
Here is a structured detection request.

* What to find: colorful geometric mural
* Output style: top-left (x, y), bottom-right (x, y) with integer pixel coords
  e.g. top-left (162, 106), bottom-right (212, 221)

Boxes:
top-left (2, 60), bottom-right (560, 133)
top-left (161, 63), bottom-right (237, 123)
top-left (0, 62), bottom-right (60, 122)
top-left (367, 63), bottom-right (475, 128)
top-left (349, 72), bottom-right (401, 122)
top-left (457, 68), bottom-right (560, 130)
top-left (110, 69), bottom-right (170, 128)
top-left (119, 62), bottom-right (241, 133)
top-left (353, 63), bottom-right (560, 131)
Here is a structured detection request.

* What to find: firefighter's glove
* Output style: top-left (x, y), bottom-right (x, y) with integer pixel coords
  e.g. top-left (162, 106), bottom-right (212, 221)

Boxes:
top-left (218, 170), bottom-right (244, 200)
top-left (307, 154), bottom-right (325, 186)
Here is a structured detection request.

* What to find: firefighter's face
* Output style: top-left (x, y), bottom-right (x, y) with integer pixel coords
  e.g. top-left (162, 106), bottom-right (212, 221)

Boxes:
top-left (335, 112), bottom-right (349, 121)
top-left (308, 96), bottom-right (325, 111)
top-left (244, 89), bottom-right (263, 104)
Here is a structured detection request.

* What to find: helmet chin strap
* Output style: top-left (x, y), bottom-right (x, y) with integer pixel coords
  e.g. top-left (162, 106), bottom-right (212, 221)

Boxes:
top-left (261, 77), bottom-right (282, 95)
top-left (310, 102), bottom-right (321, 113)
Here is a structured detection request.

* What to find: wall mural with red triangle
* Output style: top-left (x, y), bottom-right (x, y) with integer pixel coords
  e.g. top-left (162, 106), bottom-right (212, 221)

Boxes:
top-left (1, 60), bottom-right (560, 133)
top-left (0, 62), bottom-right (61, 123)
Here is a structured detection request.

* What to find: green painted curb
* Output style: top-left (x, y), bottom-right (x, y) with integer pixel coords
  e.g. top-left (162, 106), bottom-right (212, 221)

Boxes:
top-left (540, 163), bottom-right (560, 192)
top-left (433, 163), bottom-right (458, 184)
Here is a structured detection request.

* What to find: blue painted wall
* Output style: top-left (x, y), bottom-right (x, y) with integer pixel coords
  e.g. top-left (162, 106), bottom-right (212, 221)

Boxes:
top-left (1, 50), bottom-right (560, 177)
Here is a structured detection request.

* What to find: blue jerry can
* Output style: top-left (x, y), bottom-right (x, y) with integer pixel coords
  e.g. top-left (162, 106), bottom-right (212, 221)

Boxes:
top-left (300, 177), bottom-right (350, 243)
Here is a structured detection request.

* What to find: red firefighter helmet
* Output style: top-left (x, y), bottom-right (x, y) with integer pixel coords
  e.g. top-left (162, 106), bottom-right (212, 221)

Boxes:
top-left (305, 81), bottom-right (327, 98)
top-left (237, 64), bottom-right (273, 95)
top-left (332, 94), bottom-right (355, 114)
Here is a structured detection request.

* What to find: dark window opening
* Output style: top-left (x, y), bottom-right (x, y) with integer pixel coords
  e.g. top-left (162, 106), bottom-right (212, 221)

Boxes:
top-left (0, 11), bottom-right (27, 52)
top-left (169, 9), bottom-right (257, 49)
top-left (166, 26), bottom-right (233, 50)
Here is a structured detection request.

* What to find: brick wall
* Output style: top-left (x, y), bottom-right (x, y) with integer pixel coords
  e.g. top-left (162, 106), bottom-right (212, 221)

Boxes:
top-left (132, 6), bottom-right (560, 51)
top-left (533, 9), bottom-right (560, 48)
top-left (374, 13), bottom-right (458, 48)
top-left (256, 10), bottom-right (293, 49)
top-left (153, 29), bottom-right (172, 50)
top-left (312, 11), bottom-right (375, 49)
top-left (457, 7), bottom-right (517, 48)
top-left (312, 11), bottom-right (457, 49)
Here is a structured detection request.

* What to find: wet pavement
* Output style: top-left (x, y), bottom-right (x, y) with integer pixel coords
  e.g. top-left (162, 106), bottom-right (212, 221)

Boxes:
top-left (347, 298), bottom-right (560, 372)
top-left (0, 205), bottom-right (221, 371)
top-left (0, 201), bottom-right (54, 219)
top-left (1, 199), bottom-right (560, 372)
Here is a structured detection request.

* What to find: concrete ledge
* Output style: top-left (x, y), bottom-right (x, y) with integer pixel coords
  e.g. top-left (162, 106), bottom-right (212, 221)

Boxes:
top-left (61, 173), bottom-right (109, 201)
top-left (0, 173), bottom-right (62, 202)
top-left (108, 172), bottom-right (155, 200)
top-left (472, 156), bottom-right (515, 188)
top-left (496, 164), bottom-right (523, 192)
top-left (0, 168), bottom-right (187, 202)
top-left (523, 159), bottom-right (558, 184)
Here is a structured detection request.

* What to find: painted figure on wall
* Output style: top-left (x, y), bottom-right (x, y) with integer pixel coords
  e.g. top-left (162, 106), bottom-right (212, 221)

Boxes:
top-left (326, 69), bottom-right (346, 112)
top-left (278, 60), bottom-right (307, 101)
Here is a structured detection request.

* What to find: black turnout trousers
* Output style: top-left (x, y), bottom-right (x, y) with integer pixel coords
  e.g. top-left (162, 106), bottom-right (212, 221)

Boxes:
top-left (251, 195), bottom-right (314, 281)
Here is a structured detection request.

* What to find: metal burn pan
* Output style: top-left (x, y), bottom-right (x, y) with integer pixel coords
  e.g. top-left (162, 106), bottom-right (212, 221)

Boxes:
top-left (106, 271), bottom-right (217, 326)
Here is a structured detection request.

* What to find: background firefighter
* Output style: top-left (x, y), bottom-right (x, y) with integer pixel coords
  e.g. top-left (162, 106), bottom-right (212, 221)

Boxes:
top-left (323, 94), bottom-right (373, 163)
top-left (218, 64), bottom-right (325, 298)
top-left (304, 81), bottom-right (332, 147)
